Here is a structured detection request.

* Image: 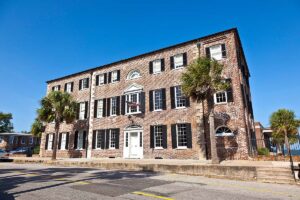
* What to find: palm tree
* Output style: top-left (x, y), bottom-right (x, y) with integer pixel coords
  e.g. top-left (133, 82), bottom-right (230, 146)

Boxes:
top-left (181, 57), bottom-right (229, 164)
top-left (30, 118), bottom-right (44, 138)
top-left (37, 91), bottom-right (77, 160)
top-left (270, 109), bottom-right (300, 157)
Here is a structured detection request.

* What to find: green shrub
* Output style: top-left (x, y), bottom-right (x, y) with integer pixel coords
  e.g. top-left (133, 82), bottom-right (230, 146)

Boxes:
top-left (33, 146), bottom-right (40, 154)
top-left (258, 147), bottom-right (270, 156)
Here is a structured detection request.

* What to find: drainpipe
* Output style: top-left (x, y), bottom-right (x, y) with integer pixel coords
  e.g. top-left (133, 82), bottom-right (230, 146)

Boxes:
top-left (86, 71), bottom-right (95, 159)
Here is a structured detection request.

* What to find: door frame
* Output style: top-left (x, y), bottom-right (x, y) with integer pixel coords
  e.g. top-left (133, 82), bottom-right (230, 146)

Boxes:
top-left (123, 129), bottom-right (143, 159)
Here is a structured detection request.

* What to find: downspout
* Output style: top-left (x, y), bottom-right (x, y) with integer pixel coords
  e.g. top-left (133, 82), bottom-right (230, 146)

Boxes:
top-left (86, 70), bottom-right (94, 158)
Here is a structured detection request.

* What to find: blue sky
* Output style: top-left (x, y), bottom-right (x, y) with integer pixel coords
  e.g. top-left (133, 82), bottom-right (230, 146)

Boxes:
top-left (0, 0), bottom-right (299, 131)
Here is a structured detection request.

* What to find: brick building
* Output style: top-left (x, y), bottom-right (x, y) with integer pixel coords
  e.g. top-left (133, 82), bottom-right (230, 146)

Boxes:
top-left (41, 28), bottom-right (255, 160)
top-left (0, 133), bottom-right (38, 151)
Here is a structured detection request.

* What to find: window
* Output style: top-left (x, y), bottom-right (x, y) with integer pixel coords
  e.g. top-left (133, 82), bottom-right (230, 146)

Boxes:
top-left (216, 126), bottom-right (234, 136)
top-left (14, 137), bottom-right (18, 144)
top-left (214, 91), bottom-right (227, 104)
top-left (110, 97), bottom-right (117, 116)
top-left (48, 134), bottom-right (53, 150)
top-left (21, 137), bottom-right (26, 144)
top-left (174, 54), bottom-right (184, 68)
top-left (65, 82), bottom-right (72, 93)
top-left (109, 129), bottom-right (117, 149)
top-left (177, 124), bottom-right (187, 148)
top-left (97, 99), bottom-right (104, 118)
top-left (60, 133), bottom-right (67, 150)
top-left (153, 60), bottom-right (161, 74)
top-left (174, 86), bottom-right (186, 108)
top-left (127, 70), bottom-right (141, 80)
top-left (79, 78), bottom-right (89, 90)
top-left (79, 102), bottom-right (86, 120)
top-left (126, 93), bottom-right (140, 114)
top-left (98, 74), bottom-right (105, 85)
top-left (29, 137), bottom-right (33, 145)
top-left (153, 90), bottom-right (163, 110)
top-left (52, 85), bottom-right (60, 91)
top-left (210, 45), bottom-right (222, 60)
top-left (111, 70), bottom-right (118, 83)
top-left (96, 130), bottom-right (103, 149)
top-left (9, 136), bottom-right (14, 145)
top-left (125, 132), bottom-right (128, 147)
top-left (154, 126), bottom-right (163, 148)
top-left (0, 136), bottom-right (3, 143)
top-left (77, 131), bottom-right (84, 150)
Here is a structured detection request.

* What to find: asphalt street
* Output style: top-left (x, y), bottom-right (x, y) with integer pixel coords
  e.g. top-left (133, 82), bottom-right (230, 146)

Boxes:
top-left (0, 162), bottom-right (299, 200)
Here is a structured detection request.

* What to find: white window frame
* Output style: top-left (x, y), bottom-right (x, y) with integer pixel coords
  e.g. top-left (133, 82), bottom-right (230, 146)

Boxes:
top-left (153, 90), bottom-right (163, 111)
top-left (109, 130), bottom-right (117, 149)
top-left (216, 126), bottom-right (234, 137)
top-left (48, 134), bottom-right (53, 150)
top-left (176, 124), bottom-right (187, 149)
top-left (98, 74), bottom-right (105, 85)
top-left (214, 91), bottom-right (227, 104)
top-left (96, 99), bottom-right (104, 118)
top-left (80, 78), bottom-right (89, 90)
top-left (53, 85), bottom-right (60, 91)
top-left (77, 131), bottom-right (84, 150)
top-left (66, 82), bottom-right (72, 93)
top-left (21, 137), bottom-right (26, 144)
top-left (209, 44), bottom-right (222, 60)
top-left (60, 133), bottom-right (67, 150)
top-left (110, 97), bottom-right (117, 116)
top-left (174, 86), bottom-right (186, 108)
top-left (29, 137), bottom-right (34, 145)
top-left (154, 126), bottom-right (163, 149)
top-left (152, 60), bottom-right (161, 74)
top-left (111, 70), bottom-right (118, 83)
top-left (127, 70), bottom-right (141, 80)
top-left (9, 136), bottom-right (14, 145)
top-left (79, 102), bottom-right (86, 120)
top-left (174, 54), bottom-right (184, 69)
top-left (125, 92), bottom-right (141, 114)
top-left (96, 130), bottom-right (103, 149)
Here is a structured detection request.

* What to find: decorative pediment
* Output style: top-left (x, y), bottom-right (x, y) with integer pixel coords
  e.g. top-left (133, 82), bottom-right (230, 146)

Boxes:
top-left (124, 83), bottom-right (143, 93)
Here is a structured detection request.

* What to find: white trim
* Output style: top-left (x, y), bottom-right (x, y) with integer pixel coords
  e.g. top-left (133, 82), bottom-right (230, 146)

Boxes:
top-left (176, 124), bottom-right (188, 149)
top-left (214, 91), bottom-right (228, 104)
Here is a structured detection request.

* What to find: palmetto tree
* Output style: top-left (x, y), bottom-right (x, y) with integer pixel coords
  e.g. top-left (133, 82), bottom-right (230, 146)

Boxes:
top-left (30, 118), bottom-right (44, 138)
top-left (37, 91), bottom-right (77, 160)
top-left (181, 57), bottom-right (229, 163)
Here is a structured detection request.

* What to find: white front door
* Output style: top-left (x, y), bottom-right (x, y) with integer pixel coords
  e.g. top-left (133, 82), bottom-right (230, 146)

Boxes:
top-left (124, 130), bottom-right (143, 159)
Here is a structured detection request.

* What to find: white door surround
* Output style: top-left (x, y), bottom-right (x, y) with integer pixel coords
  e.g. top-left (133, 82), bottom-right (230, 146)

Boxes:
top-left (123, 126), bottom-right (143, 159)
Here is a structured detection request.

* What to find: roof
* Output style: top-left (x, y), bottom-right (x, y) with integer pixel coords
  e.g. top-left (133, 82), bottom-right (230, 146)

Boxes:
top-left (0, 132), bottom-right (33, 137)
top-left (47, 28), bottom-right (248, 83)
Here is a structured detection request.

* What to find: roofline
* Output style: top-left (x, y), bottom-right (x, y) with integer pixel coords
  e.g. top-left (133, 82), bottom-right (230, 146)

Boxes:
top-left (0, 132), bottom-right (33, 136)
top-left (47, 28), bottom-right (239, 83)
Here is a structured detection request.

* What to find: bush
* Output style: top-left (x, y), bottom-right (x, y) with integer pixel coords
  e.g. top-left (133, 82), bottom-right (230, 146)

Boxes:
top-left (258, 147), bottom-right (270, 156)
top-left (33, 146), bottom-right (40, 154)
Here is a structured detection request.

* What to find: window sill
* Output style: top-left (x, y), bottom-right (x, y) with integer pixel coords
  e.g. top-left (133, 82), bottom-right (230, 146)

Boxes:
top-left (174, 106), bottom-right (187, 110)
top-left (173, 65), bottom-right (186, 70)
top-left (154, 147), bottom-right (164, 150)
top-left (79, 88), bottom-right (89, 91)
top-left (111, 81), bottom-right (120, 84)
top-left (176, 146), bottom-right (187, 150)
top-left (76, 148), bottom-right (84, 151)
top-left (109, 148), bottom-right (116, 150)
top-left (125, 112), bottom-right (142, 115)
top-left (152, 71), bottom-right (162, 75)
top-left (153, 109), bottom-right (163, 112)
top-left (214, 102), bottom-right (228, 105)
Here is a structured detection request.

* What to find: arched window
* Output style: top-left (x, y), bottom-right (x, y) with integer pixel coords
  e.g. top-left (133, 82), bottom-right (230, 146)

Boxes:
top-left (216, 126), bottom-right (234, 136)
top-left (127, 70), bottom-right (141, 80)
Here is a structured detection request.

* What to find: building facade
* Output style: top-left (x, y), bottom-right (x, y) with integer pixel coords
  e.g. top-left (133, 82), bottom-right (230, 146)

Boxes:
top-left (0, 133), bottom-right (38, 151)
top-left (41, 28), bottom-right (255, 160)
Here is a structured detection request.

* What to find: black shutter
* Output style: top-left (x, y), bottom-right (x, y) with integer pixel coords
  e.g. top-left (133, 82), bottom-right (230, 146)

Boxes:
top-left (96, 75), bottom-right (99, 86)
top-left (58, 85), bottom-right (61, 91)
top-left (86, 78), bottom-right (89, 88)
top-left (186, 96), bottom-right (190, 107)
top-left (74, 131), bottom-right (78, 149)
top-left (186, 123), bottom-right (192, 148)
top-left (58, 133), bottom-right (62, 150)
top-left (150, 126), bottom-right (154, 148)
top-left (52, 134), bottom-right (55, 150)
top-left (227, 79), bottom-right (234, 102)
top-left (162, 88), bottom-right (166, 110)
top-left (64, 83), bottom-right (67, 92)
top-left (82, 131), bottom-right (87, 149)
top-left (79, 80), bottom-right (82, 90)
top-left (92, 131), bottom-right (96, 149)
top-left (117, 70), bottom-right (120, 81)
top-left (71, 82), bottom-right (74, 92)
top-left (161, 59), bottom-right (165, 71)
top-left (121, 95), bottom-right (126, 115)
top-left (84, 101), bottom-right (88, 119)
top-left (149, 90), bottom-right (153, 112)
top-left (115, 129), bottom-right (120, 149)
top-left (105, 129), bottom-right (110, 149)
top-left (170, 87), bottom-right (175, 109)
top-left (45, 134), bottom-right (49, 150)
top-left (183, 53), bottom-right (187, 66)
top-left (170, 56), bottom-right (174, 69)
top-left (94, 100), bottom-right (98, 118)
top-left (205, 47), bottom-right (211, 58)
top-left (106, 98), bottom-right (111, 117)
top-left (108, 72), bottom-right (112, 83)
top-left (149, 61), bottom-right (153, 74)
top-left (139, 92), bottom-right (145, 113)
top-left (76, 103), bottom-right (80, 120)
top-left (103, 98), bottom-right (107, 117)
top-left (100, 130), bottom-right (105, 149)
top-left (221, 44), bottom-right (227, 58)
top-left (104, 73), bottom-right (107, 84)
top-left (162, 125), bottom-right (167, 149)
top-left (52, 86), bottom-right (55, 91)
top-left (171, 124), bottom-right (177, 149)
top-left (240, 84), bottom-right (246, 107)
top-left (116, 96), bottom-right (120, 115)
top-left (65, 133), bottom-right (69, 150)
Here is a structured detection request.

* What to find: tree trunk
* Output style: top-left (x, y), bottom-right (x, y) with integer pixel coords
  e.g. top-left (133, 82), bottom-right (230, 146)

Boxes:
top-left (199, 99), bottom-right (208, 160)
top-left (52, 121), bottom-right (59, 160)
top-left (284, 130), bottom-right (291, 157)
top-left (209, 111), bottom-right (219, 164)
